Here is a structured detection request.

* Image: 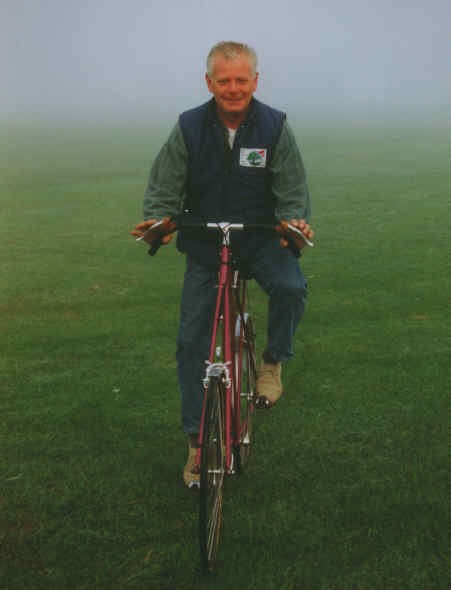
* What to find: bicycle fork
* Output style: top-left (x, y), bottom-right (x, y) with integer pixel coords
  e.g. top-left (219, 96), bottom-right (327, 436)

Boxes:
top-left (197, 246), bottom-right (236, 474)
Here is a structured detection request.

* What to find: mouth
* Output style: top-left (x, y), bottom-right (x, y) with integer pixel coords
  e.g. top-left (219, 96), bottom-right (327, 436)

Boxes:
top-left (224, 98), bottom-right (244, 105)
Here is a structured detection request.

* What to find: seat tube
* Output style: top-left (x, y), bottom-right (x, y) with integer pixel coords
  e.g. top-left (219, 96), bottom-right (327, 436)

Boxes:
top-left (221, 244), bottom-right (234, 472)
top-left (233, 281), bottom-right (244, 447)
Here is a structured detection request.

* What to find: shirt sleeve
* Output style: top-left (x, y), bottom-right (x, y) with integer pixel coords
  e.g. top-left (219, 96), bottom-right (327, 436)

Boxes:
top-left (143, 122), bottom-right (188, 220)
top-left (270, 120), bottom-right (311, 222)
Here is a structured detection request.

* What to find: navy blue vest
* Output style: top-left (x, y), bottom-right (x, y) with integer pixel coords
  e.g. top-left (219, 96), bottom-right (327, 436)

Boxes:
top-left (177, 98), bottom-right (285, 269)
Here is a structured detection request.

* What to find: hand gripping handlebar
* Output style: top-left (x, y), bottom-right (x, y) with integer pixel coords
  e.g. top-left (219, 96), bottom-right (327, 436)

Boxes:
top-left (136, 216), bottom-right (314, 256)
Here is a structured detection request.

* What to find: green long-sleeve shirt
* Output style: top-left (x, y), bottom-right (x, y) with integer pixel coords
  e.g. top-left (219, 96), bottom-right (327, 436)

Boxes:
top-left (143, 119), bottom-right (311, 222)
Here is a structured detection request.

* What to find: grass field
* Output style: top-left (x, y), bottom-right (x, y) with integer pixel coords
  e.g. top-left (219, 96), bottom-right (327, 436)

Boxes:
top-left (1, 113), bottom-right (450, 589)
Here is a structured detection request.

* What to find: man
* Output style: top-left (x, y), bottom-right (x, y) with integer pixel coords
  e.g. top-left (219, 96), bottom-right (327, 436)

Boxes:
top-left (133, 41), bottom-right (314, 487)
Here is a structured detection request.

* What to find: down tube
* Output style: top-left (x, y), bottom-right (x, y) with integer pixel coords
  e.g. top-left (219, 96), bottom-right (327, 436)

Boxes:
top-left (232, 280), bottom-right (246, 445)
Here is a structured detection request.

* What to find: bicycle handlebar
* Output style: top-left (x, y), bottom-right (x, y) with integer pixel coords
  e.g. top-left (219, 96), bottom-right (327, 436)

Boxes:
top-left (137, 216), bottom-right (314, 256)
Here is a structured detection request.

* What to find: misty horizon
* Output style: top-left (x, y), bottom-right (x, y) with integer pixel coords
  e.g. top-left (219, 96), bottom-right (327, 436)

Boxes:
top-left (2, 0), bottom-right (451, 125)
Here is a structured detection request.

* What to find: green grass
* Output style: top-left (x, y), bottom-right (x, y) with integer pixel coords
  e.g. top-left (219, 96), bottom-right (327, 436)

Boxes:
top-left (1, 115), bottom-right (450, 589)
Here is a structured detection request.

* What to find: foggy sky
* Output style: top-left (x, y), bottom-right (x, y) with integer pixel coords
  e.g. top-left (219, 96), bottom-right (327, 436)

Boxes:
top-left (2, 0), bottom-right (451, 123)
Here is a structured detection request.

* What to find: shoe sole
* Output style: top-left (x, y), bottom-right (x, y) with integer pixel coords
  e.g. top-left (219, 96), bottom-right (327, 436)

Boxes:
top-left (255, 393), bottom-right (283, 409)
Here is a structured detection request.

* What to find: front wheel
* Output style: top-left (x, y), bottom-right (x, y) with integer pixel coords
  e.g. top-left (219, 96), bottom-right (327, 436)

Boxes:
top-left (199, 376), bottom-right (225, 574)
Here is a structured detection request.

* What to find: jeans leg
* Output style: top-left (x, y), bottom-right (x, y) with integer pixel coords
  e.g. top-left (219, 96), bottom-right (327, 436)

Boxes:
top-left (176, 257), bottom-right (217, 433)
top-left (250, 237), bottom-right (307, 363)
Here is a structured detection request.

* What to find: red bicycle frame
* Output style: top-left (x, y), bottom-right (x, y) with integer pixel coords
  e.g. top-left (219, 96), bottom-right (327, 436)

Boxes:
top-left (196, 223), bottom-right (248, 473)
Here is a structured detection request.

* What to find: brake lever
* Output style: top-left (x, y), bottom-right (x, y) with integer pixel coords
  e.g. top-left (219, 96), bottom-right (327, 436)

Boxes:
top-left (286, 223), bottom-right (315, 248)
top-left (135, 219), bottom-right (176, 256)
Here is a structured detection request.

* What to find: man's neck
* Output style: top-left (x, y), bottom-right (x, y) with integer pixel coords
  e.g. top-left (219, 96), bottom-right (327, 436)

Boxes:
top-left (216, 105), bottom-right (251, 129)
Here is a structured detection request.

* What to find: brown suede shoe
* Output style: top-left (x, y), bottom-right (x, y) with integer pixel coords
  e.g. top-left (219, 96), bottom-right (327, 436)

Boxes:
top-left (256, 361), bottom-right (283, 408)
top-left (183, 434), bottom-right (200, 488)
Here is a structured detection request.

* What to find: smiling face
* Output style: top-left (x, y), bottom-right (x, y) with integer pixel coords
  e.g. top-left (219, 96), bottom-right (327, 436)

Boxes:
top-left (205, 54), bottom-right (259, 128)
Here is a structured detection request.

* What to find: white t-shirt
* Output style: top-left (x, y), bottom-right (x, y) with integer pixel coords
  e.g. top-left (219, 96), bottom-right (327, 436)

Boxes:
top-left (227, 128), bottom-right (237, 149)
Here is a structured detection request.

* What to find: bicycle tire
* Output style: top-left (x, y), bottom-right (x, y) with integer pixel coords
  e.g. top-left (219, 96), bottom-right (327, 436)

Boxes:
top-left (234, 313), bottom-right (257, 472)
top-left (199, 376), bottom-right (225, 574)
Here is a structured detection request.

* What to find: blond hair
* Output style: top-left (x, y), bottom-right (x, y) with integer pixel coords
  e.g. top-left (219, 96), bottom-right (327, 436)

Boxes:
top-left (206, 41), bottom-right (258, 77)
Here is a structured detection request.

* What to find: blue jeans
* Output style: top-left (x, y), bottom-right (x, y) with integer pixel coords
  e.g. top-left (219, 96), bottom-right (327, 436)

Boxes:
top-left (176, 236), bottom-right (307, 433)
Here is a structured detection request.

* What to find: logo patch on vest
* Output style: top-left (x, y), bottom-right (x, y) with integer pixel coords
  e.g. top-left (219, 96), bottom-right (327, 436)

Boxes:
top-left (239, 148), bottom-right (267, 168)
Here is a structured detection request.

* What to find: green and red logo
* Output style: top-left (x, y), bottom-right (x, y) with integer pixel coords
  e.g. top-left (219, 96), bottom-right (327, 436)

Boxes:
top-left (240, 148), bottom-right (267, 168)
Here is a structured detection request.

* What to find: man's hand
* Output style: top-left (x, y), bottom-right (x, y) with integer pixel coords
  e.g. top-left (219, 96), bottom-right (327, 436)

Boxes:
top-left (276, 219), bottom-right (315, 251)
top-left (131, 218), bottom-right (175, 246)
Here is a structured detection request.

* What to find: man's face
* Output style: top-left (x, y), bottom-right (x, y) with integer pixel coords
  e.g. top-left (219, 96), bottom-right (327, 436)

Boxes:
top-left (206, 55), bottom-right (258, 122)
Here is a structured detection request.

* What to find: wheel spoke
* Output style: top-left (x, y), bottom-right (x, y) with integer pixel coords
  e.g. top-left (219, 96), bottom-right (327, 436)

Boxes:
top-left (199, 376), bottom-right (225, 573)
top-left (207, 492), bottom-right (222, 559)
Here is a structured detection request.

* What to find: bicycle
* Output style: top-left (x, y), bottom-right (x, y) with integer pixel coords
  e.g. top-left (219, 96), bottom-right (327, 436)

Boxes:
top-left (197, 222), bottom-right (262, 571)
top-left (135, 216), bottom-right (313, 574)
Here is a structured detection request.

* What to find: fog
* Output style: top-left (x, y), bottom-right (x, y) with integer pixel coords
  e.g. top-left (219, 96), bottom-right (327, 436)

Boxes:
top-left (2, 0), bottom-right (451, 125)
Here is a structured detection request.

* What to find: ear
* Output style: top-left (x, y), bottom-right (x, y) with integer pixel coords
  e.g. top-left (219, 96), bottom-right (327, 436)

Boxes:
top-left (205, 73), bottom-right (214, 93)
top-left (253, 72), bottom-right (259, 92)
